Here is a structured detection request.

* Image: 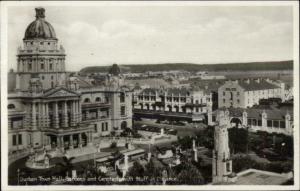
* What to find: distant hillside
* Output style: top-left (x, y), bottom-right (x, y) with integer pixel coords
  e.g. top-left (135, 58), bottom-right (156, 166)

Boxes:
top-left (80, 60), bottom-right (293, 74)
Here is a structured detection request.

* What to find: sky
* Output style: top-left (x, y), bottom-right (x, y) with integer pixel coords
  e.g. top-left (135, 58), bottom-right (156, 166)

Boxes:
top-left (7, 4), bottom-right (294, 71)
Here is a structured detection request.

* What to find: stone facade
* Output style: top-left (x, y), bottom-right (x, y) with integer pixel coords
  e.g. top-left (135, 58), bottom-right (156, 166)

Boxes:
top-left (7, 8), bottom-right (133, 153)
top-left (218, 79), bottom-right (285, 108)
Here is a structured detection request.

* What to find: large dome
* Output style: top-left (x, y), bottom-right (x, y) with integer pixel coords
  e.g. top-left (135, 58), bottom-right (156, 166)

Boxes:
top-left (24, 7), bottom-right (57, 40)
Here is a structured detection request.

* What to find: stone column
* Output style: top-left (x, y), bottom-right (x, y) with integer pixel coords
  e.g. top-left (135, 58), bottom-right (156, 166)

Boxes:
top-left (73, 101), bottom-right (77, 123)
top-left (45, 103), bottom-right (50, 127)
top-left (85, 110), bottom-right (90, 120)
top-left (31, 102), bottom-right (37, 130)
top-left (70, 101), bottom-right (75, 127)
top-left (41, 102), bottom-right (45, 127)
top-left (62, 101), bottom-right (68, 127)
top-left (69, 134), bottom-right (74, 149)
top-left (60, 136), bottom-right (64, 152)
top-left (76, 100), bottom-right (80, 123)
top-left (97, 108), bottom-right (101, 119)
top-left (53, 102), bottom-right (59, 128)
top-left (87, 131), bottom-right (93, 146)
top-left (56, 136), bottom-right (60, 148)
top-left (262, 110), bottom-right (267, 129)
top-left (78, 100), bottom-right (82, 121)
top-left (78, 133), bottom-right (82, 148)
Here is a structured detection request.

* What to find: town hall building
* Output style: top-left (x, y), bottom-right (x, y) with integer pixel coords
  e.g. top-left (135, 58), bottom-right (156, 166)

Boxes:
top-left (7, 7), bottom-right (133, 153)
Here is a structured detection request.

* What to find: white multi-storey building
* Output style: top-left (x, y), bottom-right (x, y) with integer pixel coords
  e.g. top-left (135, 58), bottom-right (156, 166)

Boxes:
top-left (133, 87), bottom-right (212, 122)
top-left (218, 79), bottom-right (285, 108)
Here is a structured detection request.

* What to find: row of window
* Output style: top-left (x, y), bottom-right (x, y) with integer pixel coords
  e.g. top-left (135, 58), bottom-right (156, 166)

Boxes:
top-left (84, 93), bottom-right (125, 104)
top-left (223, 92), bottom-right (240, 101)
top-left (247, 118), bottom-right (286, 128)
top-left (223, 99), bottom-right (240, 104)
top-left (83, 97), bottom-right (109, 103)
top-left (27, 63), bottom-right (61, 71)
top-left (26, 41), bottom-right (54, 46)
top-left (138, 96), bottom-right (190, 102)
top-left (94, 122), bottom-right (109, 132)
top-left (246, 89), bottom-right (279, 95)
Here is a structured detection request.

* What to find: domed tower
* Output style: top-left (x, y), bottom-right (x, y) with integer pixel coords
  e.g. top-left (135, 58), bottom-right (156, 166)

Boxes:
top-left (16, 7), bottom-right (66, 91)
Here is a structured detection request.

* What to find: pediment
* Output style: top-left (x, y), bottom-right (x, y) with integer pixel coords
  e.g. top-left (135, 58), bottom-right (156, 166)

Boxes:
top-left (43, 87), bottom-right (79, 98)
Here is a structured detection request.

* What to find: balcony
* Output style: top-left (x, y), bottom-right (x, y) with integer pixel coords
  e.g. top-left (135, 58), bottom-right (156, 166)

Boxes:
top-left (81, 102), bottom-right (110, 109)
top-left (184, 103), bottom-right (207, 108)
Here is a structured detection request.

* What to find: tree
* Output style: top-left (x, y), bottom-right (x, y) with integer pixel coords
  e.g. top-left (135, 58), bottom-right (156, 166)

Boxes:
top-left (176, 162), bottom-right (204, 185)
top-left (125, 161), bottom-right (146, 185)
top-left (228, 127), bottom-right (248, 154)
top-left (145, 159), bottom-right (163, 184)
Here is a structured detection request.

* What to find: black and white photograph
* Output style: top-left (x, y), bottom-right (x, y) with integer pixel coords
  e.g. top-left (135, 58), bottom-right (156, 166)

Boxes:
top-left (1, 1), bottom-right (299, 190)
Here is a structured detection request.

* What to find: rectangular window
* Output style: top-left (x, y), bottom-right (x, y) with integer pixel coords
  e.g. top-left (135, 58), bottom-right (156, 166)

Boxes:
top-left (237, 99), bottom-right (240, 104)
top-left (121, 106), bottom-right (126, 116)
top-left (212, 116), bottom-right (216, 122)
top-left (105, 122), bottom-right (108, 131)
top-left (41, 63), bottom-right (44, 70)
top-left (252, 119), bottom-right (257, 126)
top-left (273, 121), bottom-right (279, 128)
top-left (258, 120), bottom-right (262, 126)
top-left (120, 93), bottom-right (125, 103)
top-left (223, 99), bottom-right (225, 103)
top-left (28, 63), bottom-right (32, 70)
top-left (94, 124), bottom-right (97, 132)
top-left (13, 135), bottom-right (17, 146)
top-left (280, 121), bottom-right (286, 128)
top-left (267, 120), bottom-right (272, 127)
top-left (101, 123), bottom-right (105, 131)
top-left (50, 63), bottom-right (53, 70)
top-left (18, 134), bottom-right (22, 145)
top-left (248, 119), bottom-right (252, 125)
top-left (237, 92), bottom-right (240, 96)
top-left (223, 92), bottom-right (225, 96)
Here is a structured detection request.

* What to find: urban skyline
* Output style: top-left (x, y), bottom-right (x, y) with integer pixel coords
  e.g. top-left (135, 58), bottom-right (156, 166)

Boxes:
top-left (7, 4), bottom-right (294, 71)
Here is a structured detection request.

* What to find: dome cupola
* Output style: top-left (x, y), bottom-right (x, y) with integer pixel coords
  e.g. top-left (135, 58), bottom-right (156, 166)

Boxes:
top-left (24, 7), bottom-right (57, 40)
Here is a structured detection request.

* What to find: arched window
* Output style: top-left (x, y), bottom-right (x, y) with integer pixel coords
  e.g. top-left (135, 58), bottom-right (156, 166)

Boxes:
top-left (95, 97), bottom-right (101, 102)
top-left (8, 104), bottom-right (15, 109)
top-left (84, 98), bottom-right (90, 103)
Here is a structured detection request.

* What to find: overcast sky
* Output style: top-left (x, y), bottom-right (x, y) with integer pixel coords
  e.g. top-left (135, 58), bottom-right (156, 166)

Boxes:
top-left (7, 5), bottom-right (294, 71)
